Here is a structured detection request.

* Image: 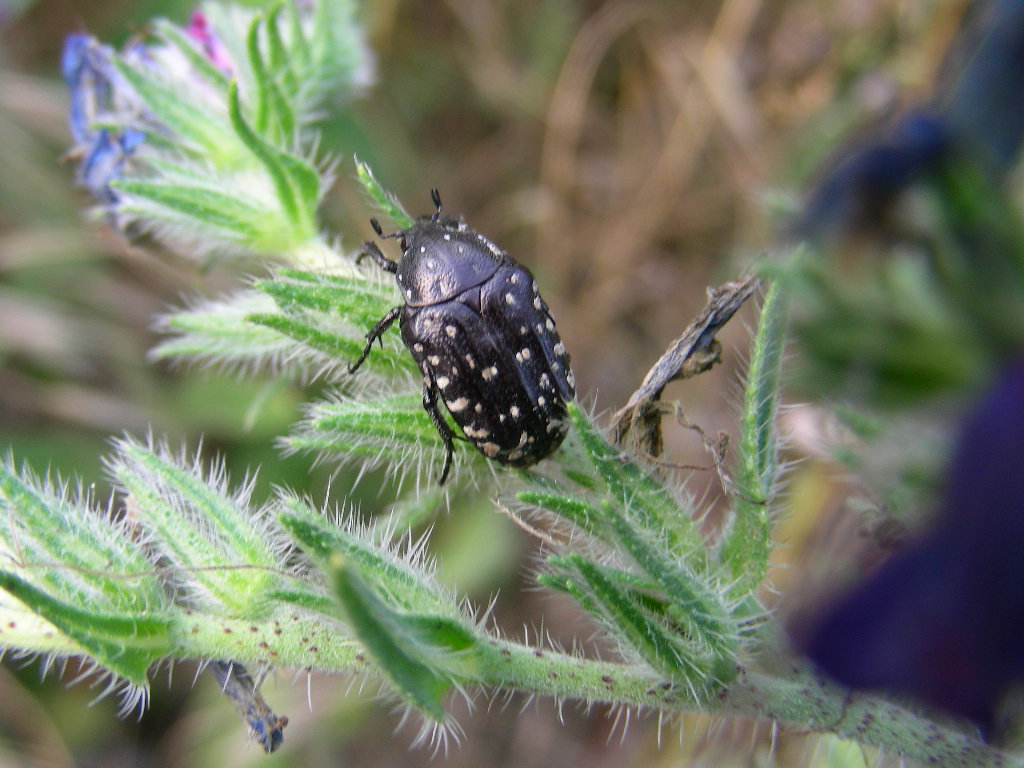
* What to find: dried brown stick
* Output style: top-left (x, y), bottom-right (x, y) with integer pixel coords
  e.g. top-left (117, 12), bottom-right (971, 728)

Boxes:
top-left (612, 274), bottom-right (761, 456)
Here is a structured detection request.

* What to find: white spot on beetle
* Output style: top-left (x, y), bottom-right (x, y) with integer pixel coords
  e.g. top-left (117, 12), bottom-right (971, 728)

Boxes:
top-left (443, 233), bottom-right (451, 241)
top-left (537, 395), bottom-right (546, 406)
top-left (436, 376), bottom-right (450, 389)
top-left (478, 235), bottom-right (504, 258)
top-left (482, 365), bottom-right (498, 381)
top-left (546, 318), bottom-right (555, 332)
top-left (539, 373), bottom-right (551, 388)
top-left (445, 325), bottom-right (457, 337)
top-left (458, 245), bottom-right (465, 254)
top-left (428, 355), bottom-right (441, 366)
top-left (406, 289), bottom-right (414, 300)
top-left (426, 258), bottom-right (437, 270)
top-left (532, 280), bottom-right (538, 292)
top-left (480, 442), bottom-right (500, 458)
top-left (533, 296), bottom-right (543, 310)
top-left (535, 323), bottom-right (544, 334)
top-left (553, 342), bottom-right (565, 355)
top-left (465, 354), bottom-right (476, 369)
top-left (499, 414), bottom-right (506, 422)
top-left (510, 405), bottom-right (520, 419)
top-left (510, 274), bottom-right (519, 284)
top-left (413, 343), bottom-right (424, 353)
top-left (464, 425), bottom-right (490, 439)
top-left (475, 403), bottom-right (483, 414)
top-left (419, 245), bottom-right (426, 253)
top-left (505, 293), bottom-right (516, 305)
top-left (520, 348), bottom-right (531, 360)
top-left (447, 397), bottom-right (469, 412)
top-left (517, 431), bottom-right (528, 448)
top-left (520, 326), bottom-right (528, 335)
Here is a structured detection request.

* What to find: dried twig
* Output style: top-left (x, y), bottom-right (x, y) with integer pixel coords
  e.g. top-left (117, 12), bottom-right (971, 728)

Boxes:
top-left (209, 661), bottom-right (288, 753)
top-left (612, 274), bottom-right (761, 456)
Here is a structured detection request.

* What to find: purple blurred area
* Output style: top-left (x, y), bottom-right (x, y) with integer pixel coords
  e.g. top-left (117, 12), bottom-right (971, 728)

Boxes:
top-left (803, 362), bottom-right (1024, 733)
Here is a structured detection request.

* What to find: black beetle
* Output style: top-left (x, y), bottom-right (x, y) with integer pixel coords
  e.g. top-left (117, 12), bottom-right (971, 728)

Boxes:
top-left (351, 190), bottom-right (575, 483)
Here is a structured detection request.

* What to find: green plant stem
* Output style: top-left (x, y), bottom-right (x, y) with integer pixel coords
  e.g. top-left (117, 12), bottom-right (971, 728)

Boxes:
top-left (5, 604), bottom-right (1001, 766)
top-left (159, 615), bottom-right (1006, 768)
top-left (479, 647), bottom-right (1003, 768)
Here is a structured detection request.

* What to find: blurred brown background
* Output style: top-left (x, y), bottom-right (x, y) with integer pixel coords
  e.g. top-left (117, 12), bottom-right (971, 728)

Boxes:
top-left (0, 0), bottom-right (963, 766)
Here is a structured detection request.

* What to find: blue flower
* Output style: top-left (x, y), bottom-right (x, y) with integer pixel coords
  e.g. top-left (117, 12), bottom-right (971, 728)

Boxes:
top-left (794, 0), bottom-right (1024, 243)
top-left (802, 361), bottom-right (1024, 733)
top-left (792, 110), bottom-right (949, 243)
top-left (62, 34), bottom-right (147, 205)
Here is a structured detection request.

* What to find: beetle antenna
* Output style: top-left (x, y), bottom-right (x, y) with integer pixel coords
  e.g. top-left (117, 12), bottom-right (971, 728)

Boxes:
top-left (370, 217), bottom-right (402, 240)
top-left (430, 188), bottom-right (442, 219)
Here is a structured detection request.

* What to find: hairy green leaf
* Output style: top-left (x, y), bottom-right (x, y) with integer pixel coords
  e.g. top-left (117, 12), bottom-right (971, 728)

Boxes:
top-left (719, 278), bottom-right (787, 592)
top-left (355, 157), bottom-right (414, 228)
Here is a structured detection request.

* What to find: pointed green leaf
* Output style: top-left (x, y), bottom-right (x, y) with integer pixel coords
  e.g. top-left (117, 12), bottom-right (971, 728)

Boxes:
top-left (278, 154), bottom-right (320, 219)
top-left (150, 291), bottom-right (297, 365)
top-left (568, 404), bottom-right (705, 559)
top-left (743, 279), bottom-right (787, 494)
top-left (228, 81), bottom-right (318, 239)
top-left (113, 59), bottom-right (230, 160)
top-left (266, 4), bottom-right (298, 94)
top-left (355, 157), bottom-right (414, 228)
top-left (329, 556), bottom-right (452, 722)
top-left (517, 490), bottom-right (603, 536)
top-left (152, 17), bottom-right (231, 91)
top-left (254, 269), bottom-right (404, 340)
top-left (249, 269), bottom-right (419, 374)
top-left (278, 496), bottom-right (451, 614)
top-left (720, 278), bottom-right (787, 592)
top-left (556, 555), bottom-right (693, 683)
top-left (245, 12), bottom-right (296, 141)
top-left (0, 571), bottom-right (171, 685)
top-left (0, 460), bottom-right (169, 614)
top-left (108, 440), bottom-right (286, 617)
top-left (246, 14), bottom-right (270, 135)
top-left (284, 1), bottom-right (311, 72)
top-left (286, 392), bottom-right (468, 477)
top-left (264, 64), bottom-right (296, 144)
top-left (600, 501), bottom-right (738, 682)
top-left (247, 312), bottom-right (369, 363)
top-left (113, 179), bottom-right (271, 243)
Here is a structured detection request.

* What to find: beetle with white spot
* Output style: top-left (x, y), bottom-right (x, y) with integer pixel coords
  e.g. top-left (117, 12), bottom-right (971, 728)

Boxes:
top-left (350, 190), bottom-right (576, 483)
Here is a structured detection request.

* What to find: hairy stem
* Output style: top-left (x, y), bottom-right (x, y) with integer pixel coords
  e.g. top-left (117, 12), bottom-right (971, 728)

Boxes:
top-left (165, 617), bottom-right (1004, 768)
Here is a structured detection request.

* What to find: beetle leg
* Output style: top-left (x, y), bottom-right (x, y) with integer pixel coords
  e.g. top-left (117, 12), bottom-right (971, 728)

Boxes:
top-left (350, 305), bottom-right (401, 373)
top-left (421, 379), bottom-right (456, 484)
top-left (355, 240), bottom-right (398, 274)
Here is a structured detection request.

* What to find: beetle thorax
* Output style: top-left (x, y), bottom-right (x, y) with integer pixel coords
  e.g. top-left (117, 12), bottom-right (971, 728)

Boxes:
top-left (395, 219), bottom-right (507, 306)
